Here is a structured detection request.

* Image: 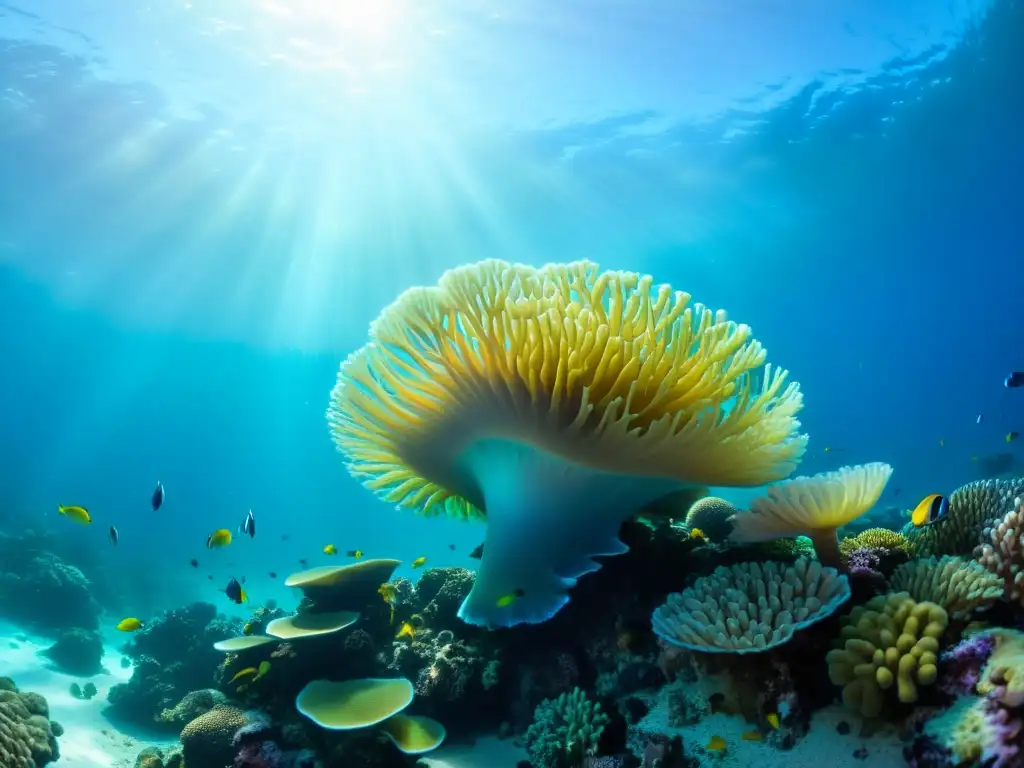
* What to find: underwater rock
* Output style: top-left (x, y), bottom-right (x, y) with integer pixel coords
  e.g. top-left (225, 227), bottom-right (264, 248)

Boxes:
top-left (133, 745), bottom-right (183, 768)
top-left (41, 628), bottom-right (104, 676)
top-left (0, 551), bottom-right (100, 632)
top-left (0, 678), bottom-right (61, 767)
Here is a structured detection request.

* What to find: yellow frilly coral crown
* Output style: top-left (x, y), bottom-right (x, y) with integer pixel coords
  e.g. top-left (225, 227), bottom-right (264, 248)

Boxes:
top-left (328, 259), bottom-right (807, 627)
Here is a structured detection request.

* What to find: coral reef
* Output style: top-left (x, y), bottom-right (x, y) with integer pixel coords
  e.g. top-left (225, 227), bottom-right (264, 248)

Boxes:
top-left (40, 628), bottom-right (104, 675)
top-left (524, 687), bottom-right (609, 768)
top-left (976, 496), bottom-right (1024, 604)
top-left (890, 555), bottom-right (1003, 619)
top-left (0, 677), bottom-right (61, 767)
top-left (179, 705), bottom-right (250, 766)
top-left (0, 549), bottom-right (100, 632)
top-left (158, 689), bottom-right (228, 726)
top-left (651, 557), bottom-right (850, 652)
top-left (682, 497), bottom-right (736, 542)
top-left (906, 478), bottom-right (1024, 557)
top-left (827, 592), bottom-right (947, 717)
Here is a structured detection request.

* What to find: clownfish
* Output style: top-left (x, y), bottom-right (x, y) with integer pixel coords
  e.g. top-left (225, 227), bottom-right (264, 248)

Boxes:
top-left (911, 493), bottom-right (949, 527)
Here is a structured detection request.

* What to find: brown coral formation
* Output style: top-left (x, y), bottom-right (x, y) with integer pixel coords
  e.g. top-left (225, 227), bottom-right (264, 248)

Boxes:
top-left (0, 679), bottom-right (60, 767)
top-left (180, 705), bottom-right (248, 766)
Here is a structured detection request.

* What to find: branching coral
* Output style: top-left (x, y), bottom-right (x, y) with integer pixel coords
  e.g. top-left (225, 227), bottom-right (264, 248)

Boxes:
top-left (826, 592), bottom-right (947, 717)
top-left (890, 556), bottom-right (1003, 620)
top-left (976, 496), bottom-right (1024, 604)
top-left (730, 463), bottom-right (893, 568)
top-left (907, 478), bottom-right (1024, 557)
top-left (839, 528), bottom-right (914, 559)
top-left (651, 557), bottom-right (850, 652)
top-left (0, 682), bottom-right (60, 767)
top-left (327, 259), bottom-right (807, 627)
top-left (524, 687), bottom-right (608, 768)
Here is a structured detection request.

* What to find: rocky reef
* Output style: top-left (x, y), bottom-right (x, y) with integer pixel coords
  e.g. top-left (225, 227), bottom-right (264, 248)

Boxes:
top-left (0, 675), bottom-right (62, 767)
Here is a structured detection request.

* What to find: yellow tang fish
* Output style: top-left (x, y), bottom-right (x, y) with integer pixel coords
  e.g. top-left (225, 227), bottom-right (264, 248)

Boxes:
top-left (206, 529), bottom-right (232, 549)
top-left (116, 617), bottom-right (142, 632)
top-left (911, 494), bottom-right (949, 528)
top-left (706, 735), bottom-right (727, 752)
top-left (345, 548), bottom-right (362, 559)
top-left (324, 544), bottom-right (338, 556)
top-left (229, 667), bottom-right (259, 684)
top-left (411, 557), bottom-right (427, 569)
top-left (58, 505), bottom-right (92, 525)
top-left (396, 621), bottom-right (415, 640)
top-left (496, 588), bottom-right (525, 608)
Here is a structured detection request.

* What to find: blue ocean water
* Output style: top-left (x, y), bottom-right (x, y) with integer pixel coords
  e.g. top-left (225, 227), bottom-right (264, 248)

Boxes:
top-left (0, 0), bottom-right (1020, 647)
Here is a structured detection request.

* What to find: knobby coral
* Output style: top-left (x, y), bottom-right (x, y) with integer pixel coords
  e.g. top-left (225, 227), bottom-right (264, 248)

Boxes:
top-left (651, 557), bottom-right (850, 653)
top-left (976, 496), bottom-right (1024, 604)
top-left (826, 592), bottom-right (947, 717)
top-left (0, 683), bottom-right (60, 767)
top-left (907, 478), bottom-right (1024, 557)
top-left (730, 463), bottom-right (893, 568)
top-left (180, 705), bottom-right (249, 766)
top-left (327, 259), bottom-right (807, 627)
top-left (890, 556), bottom-right (1003, 620)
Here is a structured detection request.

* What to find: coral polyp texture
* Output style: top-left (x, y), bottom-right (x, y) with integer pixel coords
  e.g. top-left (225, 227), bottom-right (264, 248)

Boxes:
top-left (682, 496), bottom-right (737, 542)
top-left (0, 679), bottom-right (60, 768)
top-left (826, 592), bottom-right (947, 718)
top-left (327, 259), bottom-right (807, 627)
top-left (906, 478), bottom-right (1024, 557)
top-left (889, 555), bottom-right (1003, 619)
top-left (976, 496), bottom-right (1024, 604)
top-left (524, 687), bottom-right (608, 768)
top-left (651, 557), bottom-right (850, 653)
top-left (729, 462), bottom-right (893, 568)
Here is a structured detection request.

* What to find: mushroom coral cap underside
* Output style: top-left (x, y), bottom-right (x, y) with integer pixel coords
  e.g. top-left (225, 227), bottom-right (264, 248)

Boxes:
top-left (328, 259), bottom-right (807, 628)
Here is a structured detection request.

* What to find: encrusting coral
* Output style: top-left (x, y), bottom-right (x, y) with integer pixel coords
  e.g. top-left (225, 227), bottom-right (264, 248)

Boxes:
top-left (0, 678), bottom-right (61, 768)
top-left (729, 463), bottom-right (893, 568)
top-left (651, 557), bottom-right (850, 652)
top-left (826, 592), bottom-right (947, 717)
top-left (906, 478), bottom-right (1024, 557)
top-left (890, 555), bottom-right (1003, 620)
top-left (976, 496), bottom-right (1024, 604)
top-left (327, 259), bottom-right (807, 627)
top-left (524, 687), bottom-right (608, 768)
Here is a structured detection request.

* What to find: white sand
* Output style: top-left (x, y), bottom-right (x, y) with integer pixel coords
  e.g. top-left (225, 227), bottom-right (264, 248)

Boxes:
top-left (421, 735), bottom-right (528, 768)
top-left (0, 621), bottom-right (177, 767)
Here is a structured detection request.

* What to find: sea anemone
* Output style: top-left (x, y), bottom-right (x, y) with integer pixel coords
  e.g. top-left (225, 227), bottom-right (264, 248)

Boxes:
top-left (327, 260), bottom-right (806, 627)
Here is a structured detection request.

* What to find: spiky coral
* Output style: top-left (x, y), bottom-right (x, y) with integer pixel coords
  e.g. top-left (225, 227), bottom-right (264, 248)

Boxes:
top-left (826, 592), bottom-right (947, 717)
top-left (328, 259), bottom-right (807, 627)
top-left (907, 478), bottom-right (1024, 557)
top-left (890, 556), bottom-right (1003, 620)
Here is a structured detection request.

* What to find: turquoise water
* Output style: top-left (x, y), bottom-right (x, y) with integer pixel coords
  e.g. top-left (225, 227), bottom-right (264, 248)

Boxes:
top-left (1, 2), bottom-right (1022, 767)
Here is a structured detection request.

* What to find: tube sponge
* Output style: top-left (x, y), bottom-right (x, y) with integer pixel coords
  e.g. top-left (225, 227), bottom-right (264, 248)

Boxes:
top-left (651, 557), bottom-right (850, 653)
top-left (327, 259), bottom-right (807, 627)
top-left (890, 555), bottom-right (1003, 620)
top-left (826, 592), bottom-right (948, 718)
top-left (730, 463), bottom-right (893, 568)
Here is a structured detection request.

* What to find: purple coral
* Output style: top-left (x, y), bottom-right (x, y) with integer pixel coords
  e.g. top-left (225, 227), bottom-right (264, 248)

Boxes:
top-left (980, 699), bottom-right (1023, 768)
top-left (939, 633), bottom-right (996, 696)
top-left (235, 740), bottom-right (283, 768)
top-left (847, 548), bottom-right (882, 577)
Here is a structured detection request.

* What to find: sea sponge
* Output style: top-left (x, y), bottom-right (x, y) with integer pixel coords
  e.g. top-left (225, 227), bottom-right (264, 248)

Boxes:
top-left (295, 678), bottom-right (414, 730)
top-left (729, 463), bottom-right (893, 568)
top-left (327, 260), bottom-right (807, 627)
top-left (907, 478), bottom-right (1024, 557)
top-left (524, 687), bottom-right (608, 768)
top-left (826, 592), bottom-right (948, 717)
top-left (651, 557), bottom-right (850, 653)
top-left (890, 556), bottom-right (1003, 619)
top-left (179, 705), bottom-right (248, 766)
top-left (976, 627), bottom-right (1024, 707)
top-left (0, 687), bottom-right (60, 767)
top-left (976, 496), bottom-right (1024, 604)
top-left (839, 528), bottom-right (914, 559)
top-left (683, 497), bottom-right (737, 542)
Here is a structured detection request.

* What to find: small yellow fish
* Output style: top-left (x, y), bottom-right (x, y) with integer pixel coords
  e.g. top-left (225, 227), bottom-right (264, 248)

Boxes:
top-left (58, 505), bottom-right (92, 525)
top-left (229, 667), bottom-right (259, 684)
top-left (346, 548), bottom-right (362, 559)
top-left (242, 622), bottom-right (254, 636)
top-left (496, 588), bottom-right (525, 608)
top-left (206, 529), bottom-right (232, 549)
top-left (378, 583), bottom-right (397, 603)
top-left (411, 556), bottom-right (427, 569)
top-left (116, 617), bottom-right (142, 632)
top-left (255, 661), bottom-right (271, 680)
top-left (741, 731), bottom-right (764, 742)
top-left (767, 712), bottom-right (780, 729)
top-left (689, 528), bottom-right (705, 540)
top-left (396, 621), bottom-right (415, 639)
top-left (324, 544), bottom-right (338, 555)
top-left (706, 735), bottom-right (727, 752)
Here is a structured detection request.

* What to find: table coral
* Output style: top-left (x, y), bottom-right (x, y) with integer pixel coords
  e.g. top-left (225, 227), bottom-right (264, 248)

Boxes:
top-left (890, 555), bottom-right (1003, 619)
top-left (826, 592), bottom-right (947, 717)
top-left (651, 557), bottom-right (850, 652)
top-left (524, 687), bottom-right (608, 768)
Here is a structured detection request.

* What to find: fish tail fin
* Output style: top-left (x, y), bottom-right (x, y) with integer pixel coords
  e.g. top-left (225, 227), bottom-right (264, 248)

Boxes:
top-left (57, 505), bottom-right (65, 515)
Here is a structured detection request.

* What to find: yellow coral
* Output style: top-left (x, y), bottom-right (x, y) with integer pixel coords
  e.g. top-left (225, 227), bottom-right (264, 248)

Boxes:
top-left (825, 592), bottom-right (947, 717)
top-left (976, 627), bottom-right (1024, 706)
top-left (327, 259), bottom-right (807, 627)
top-left (839, 528), bottom-right (914, 559)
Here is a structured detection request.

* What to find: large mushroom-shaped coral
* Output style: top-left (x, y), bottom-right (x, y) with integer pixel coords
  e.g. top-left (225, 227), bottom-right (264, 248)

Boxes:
top-left (296, 678), bottom-right (414, 730)
top-left (327, 259), bottom-right (807, 627)
top-left (908, 478), bottom-right (1024, 557)
top-left (890, 556), bottom-right (1003, 620)
top-left (651, 557), bottom-right (850, 652)
top-left (286, 560), bottom-right (400, 614)
top-left (826, 592), bottom-right (947, 717)
top-left (729, 463), bottom-right (893, 568)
